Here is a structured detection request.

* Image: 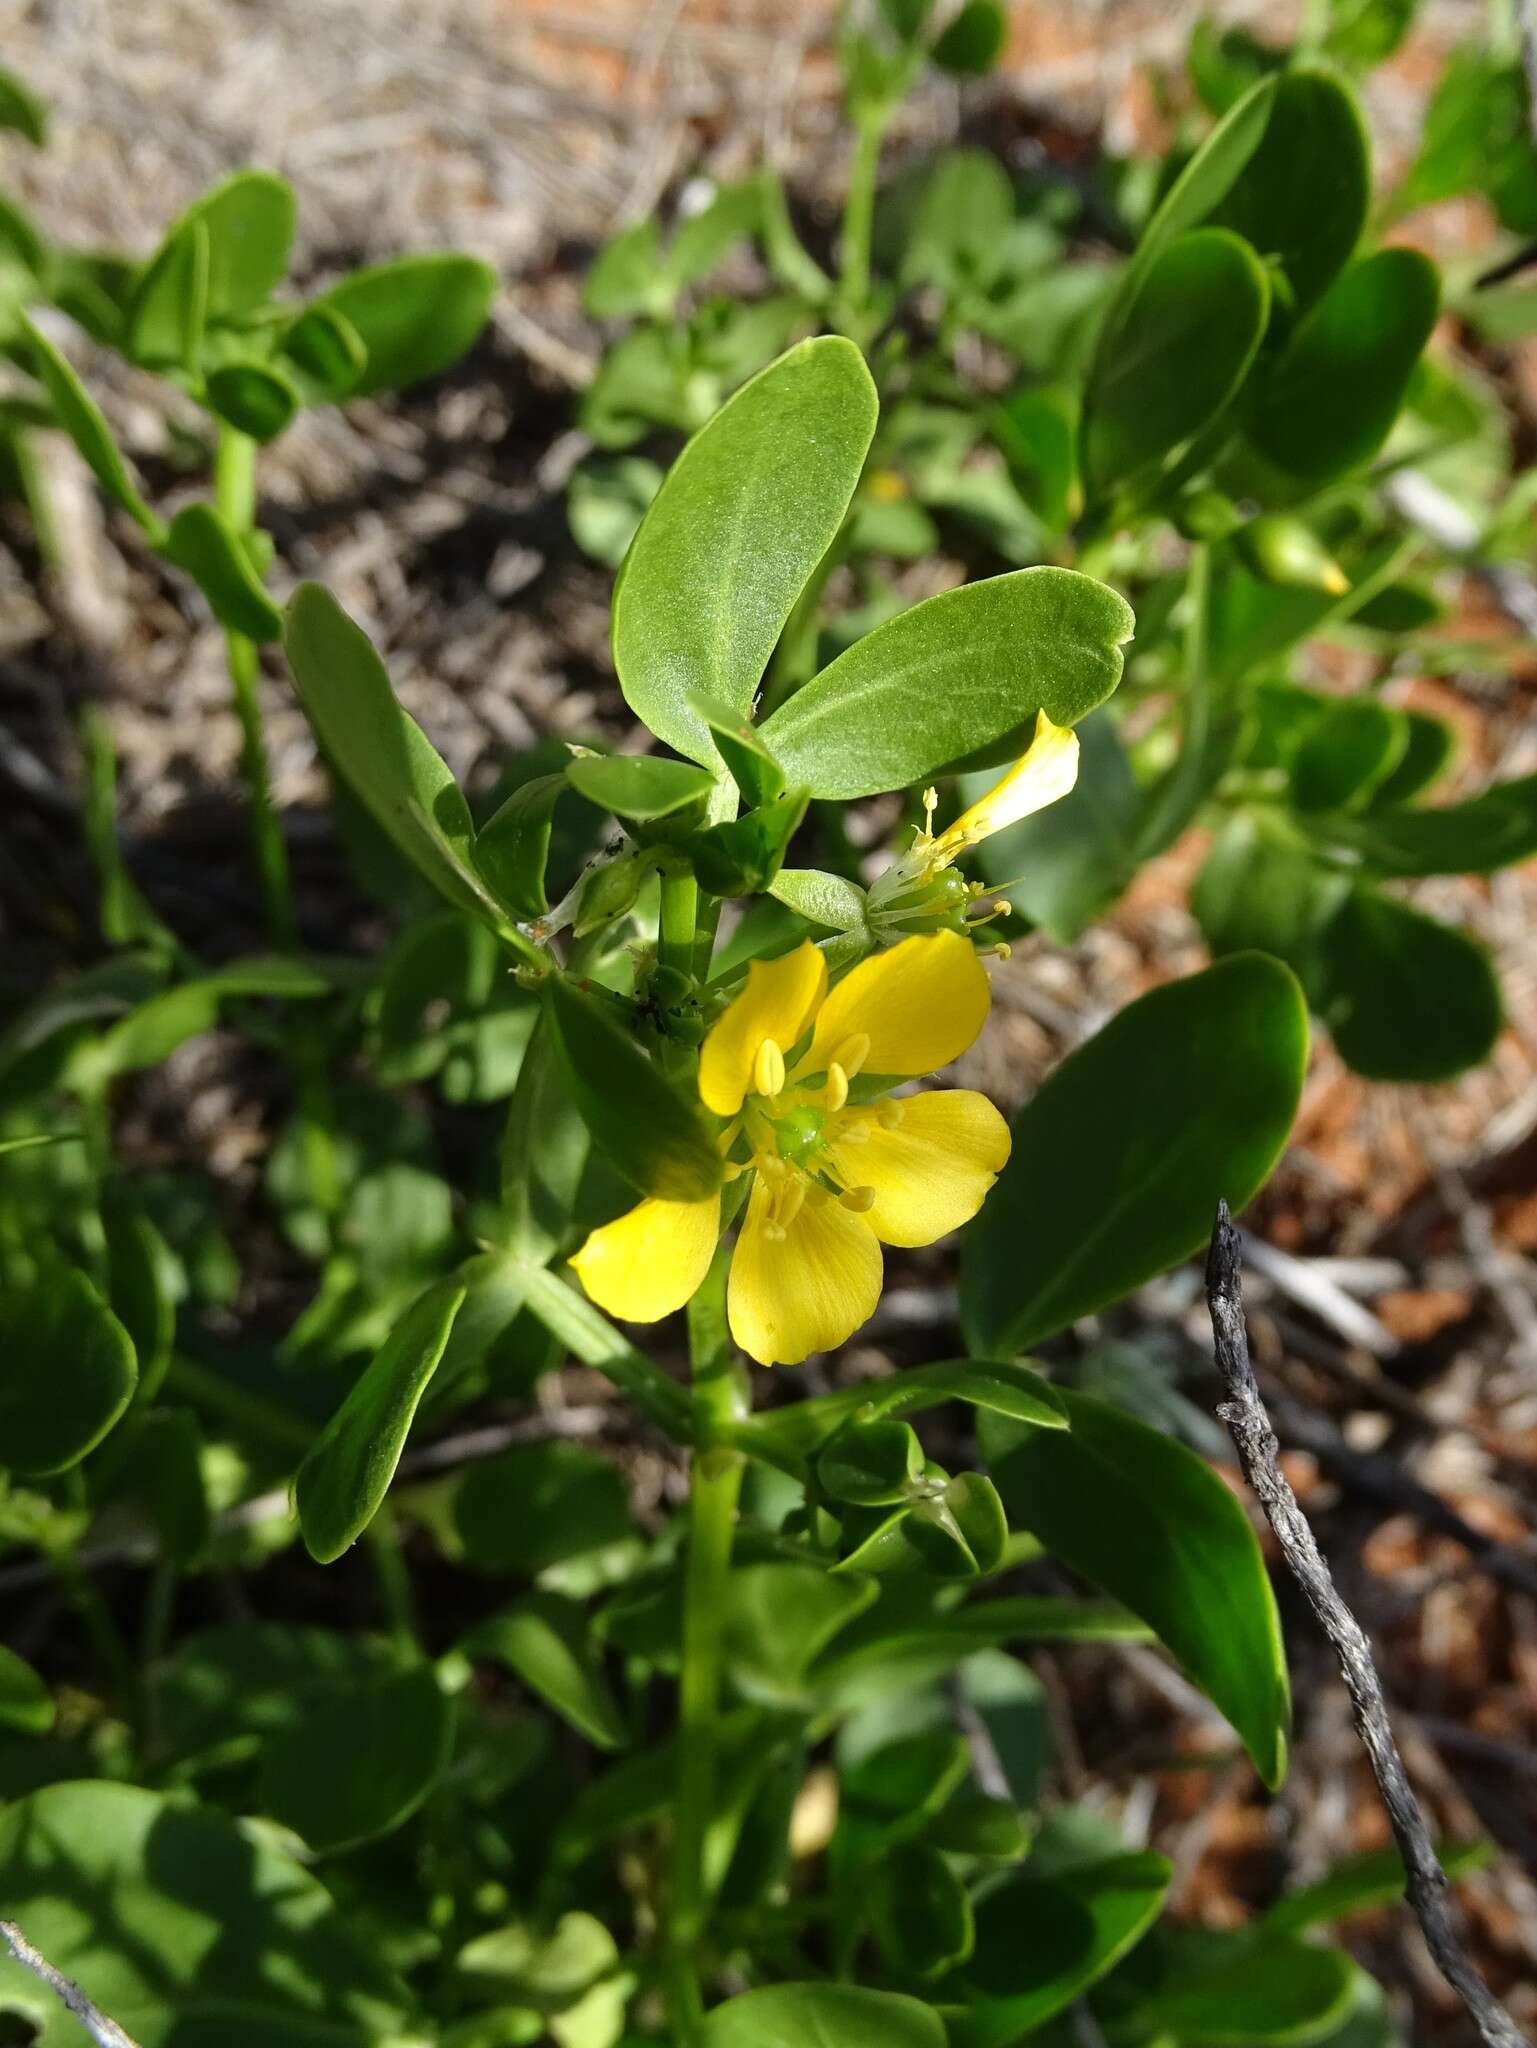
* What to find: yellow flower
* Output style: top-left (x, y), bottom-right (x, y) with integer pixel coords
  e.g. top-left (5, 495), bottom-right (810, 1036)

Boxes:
top-left (569, 932), bottom-right (1010, 1366)
top-left (867, 711), bottom-right (1079, 937)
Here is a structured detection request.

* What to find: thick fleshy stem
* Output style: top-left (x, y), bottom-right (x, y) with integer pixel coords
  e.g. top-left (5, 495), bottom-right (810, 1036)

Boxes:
top-left (668, 1242), bottom-right (747, 2038)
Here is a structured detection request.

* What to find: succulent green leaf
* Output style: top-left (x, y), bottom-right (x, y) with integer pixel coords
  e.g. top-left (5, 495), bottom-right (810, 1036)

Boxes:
top-left (260, 1665), bottom-right (456, 1852)
top-left (124, 219), bottom-right (208, 373)
top-left (162, 502), bottom-right (284, 640)
top-left (962, 953), bottom-right (1307, 1356)
top-left (0, 1258), bottom-right (137, 1476)
top-left (759, 568), bottom-right (1133, 797)
top-left (20, 313), bottom-right (162, 536)
top-left (175, 169), bottom-right (297, 318)
top-left (205, 359), bottom-right (301, 442)
top-left (295, 1279), bottom-right (468, 1562)
top-left (612, 336), bottom-right (878, 764)
top-left (473, 772), bottom-right (567, 919)
top-left (990, 1389), bottom-right (1290, 1785)
top-left (1313, 886), bottom-right (1501, 1081)
top-left (308, 252), bottom-right (497, 395)
top-left (465, 1594), bottom-right (627, 1749)
top-left (544, 974), bottom-right (722, 1202)
top-left (700, 1985), bottom-right (946, 2048)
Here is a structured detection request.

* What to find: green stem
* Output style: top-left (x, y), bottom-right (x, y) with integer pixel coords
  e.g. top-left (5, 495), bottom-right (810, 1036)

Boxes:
top-left (837, 109), bottom-right (889, 328)
top-left (365, 1505), bottom-right (420, 1654)
top-left (215, 426), bottom-right (297, 950)
top-left (668, 1247), bottom-right (747, 2038)
top-left (660, 869), bottom-right (699, 982)
top-left (518, 1262), bottom-right (696, 1441)
top-left (14, 427), bottom-right (62, 576)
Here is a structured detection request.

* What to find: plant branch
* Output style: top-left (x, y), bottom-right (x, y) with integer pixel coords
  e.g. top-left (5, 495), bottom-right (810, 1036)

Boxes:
top-left (1204, 1203), bottom-right (1528, 2048)
top-left (0, 1922), bottom-right (142, 2048)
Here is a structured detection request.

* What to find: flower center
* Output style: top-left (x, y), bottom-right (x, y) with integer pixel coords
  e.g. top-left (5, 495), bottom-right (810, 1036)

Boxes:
top-left (774, 1104), bottom-right (826, 1167)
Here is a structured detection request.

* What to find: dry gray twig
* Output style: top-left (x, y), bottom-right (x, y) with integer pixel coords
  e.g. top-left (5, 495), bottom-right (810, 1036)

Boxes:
top-left (0, 1923), bottom-right (142, 2048)
top-left (1204, 1203), bottom-right (1528, 2048)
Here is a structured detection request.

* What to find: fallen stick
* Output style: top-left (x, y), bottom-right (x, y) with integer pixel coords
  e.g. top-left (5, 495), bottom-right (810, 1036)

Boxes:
top-left (0, 1922), bottom-right (142, 2048)
top-left (1204, 1203), bottom-right (1527, 2048)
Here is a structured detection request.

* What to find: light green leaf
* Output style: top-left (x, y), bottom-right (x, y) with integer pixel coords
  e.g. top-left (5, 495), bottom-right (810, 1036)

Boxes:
top-left (124, 219), bottom-right (208, 373)
top-left (284, 583), bottom-right (521, 930)
top-left (990, 1388), bottom-right (1290, 1785)
top-left (310, 252), bottom-right (497, 395)
top-left (0, 1645), bottom-right (53, 1735)
top-left (466, 1593), bottom-right (627, 1749)
top-left (21, 313), bottom-right (162, 536)
top-left (612, 336), bottom-right (877, 764)
top-left (0, 64), bottom-right (48, 146)
top-left (173, 169), bottom-right (296, 317)
top-left (295, 1279), bottom-right (468, 1562)
top-left (769, 868), bottom-right (869, 932)
top-left (759, 568), bottom-right (1133, 797)
top-left (0, 1781), bottom-right (413, 2045)
top-left (162, 502), bottom-right (284, 640)
top-left (961, 953), bottom-right (1307, 1356)
top-left (700, 1984), bottom-right (947, 2048)
top-left (474, 773), bottom-right (567, 919)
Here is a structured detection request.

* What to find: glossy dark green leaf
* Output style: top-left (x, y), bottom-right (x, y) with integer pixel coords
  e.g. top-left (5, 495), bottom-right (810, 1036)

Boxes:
top-left (952, 1853), bottom-right (1172, 2046)
top-left (906, 1472), bottom-right (1009, 1578)
top-left (871, 1845), bottom-right (974, 1978)
top-left (1248, 248), bottom-right (1441, 480)
top-left (1313, 886), bottom-right (1501, 1082)
top-left (700, 1985), bottom-right (946, 2048)
top-left (843, 1730), bottom-right (971, 1831)
top-left (466, 1593), bottom-right (626, 1749)
top-left (565, 752), bottom-right (715, 830)
top-left (726, 1562), bottom-right (878, 1704)
top-left (929, 0), bottom-right (1008, 74)
top-left (737, 1359), bottom-right (1066, 1476)
top-left (103, 1195), bottom-right (176, 1403)
top-left (1306, 773), bottom-right (1537, 875)
top-left (1368, 708), bottom-right (1453, 805)
top-left (1083, 228), bottom-right (1269, 493)
top-left (1187, 19), bottom-right (1286, 115)
top-left (962, 953), bottom-right (1307, 1356)
top-left (260, 1664), bottom-right (455, 1852)
top-left (205, 360), bottom-right (301, 442)
top-left (0, 65), bottom-right (48, 146)
top-left (306, 252), bottom-right (496, 395)
top-left (174, 170), bottom-right (295, 317)
top-left (1289, 698), bottom-right (1407, 812)
top-left (811, 1600), bottom-right (1149, 1713)
top-left (1213, 69), bottom-right (1370, 315)
top-left (544, 974), bottom-right (722, 1202)
top-left (473, 772), bottom-right (566, 919)
top-left (1264, 1838), bottom-right (1488, 1935)
top-left (295, 1279), bottom-right (468, 1562)
top-left (1137, 1934), bottom-right (1357, 2043)
top-left (0, 1646), bottom-right (53, 1736)
top-left (0, 1781), bottom-right (413, 2043)
top-left (285, 584), bottom-right (519, 929)
top-left (1192, 812), bottom-right (1348, 964)
top-left (759, 568), bottom-right (1134, 797)
top-left (20, 313), bottom-right (162, 535)
top-left (612, 336), bottom-right (877, 764)
top-left (453, 1440), bottom-right (633, 1577)
top-left (819, 1420), bottom-right (924, 1506)
top-left (128, 1409), bottom-right (210, 1565)
top-left (0, 1260), bottom-right (137, 1476)
top-left (162, 502), bottom-right (284, 640)
top-left (929, 1791), bottom-right (1029, 1860)
top-left (124, 220), bottom-right (208, 372)
top-left (990, 1388), bottom-right (1289, 1785)
top-left (968, 706), bottom-right (1137, 943)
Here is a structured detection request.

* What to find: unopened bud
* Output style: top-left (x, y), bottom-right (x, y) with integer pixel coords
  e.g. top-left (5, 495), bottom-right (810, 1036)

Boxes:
top-left (1234, 514), bottom-right (1349, 597)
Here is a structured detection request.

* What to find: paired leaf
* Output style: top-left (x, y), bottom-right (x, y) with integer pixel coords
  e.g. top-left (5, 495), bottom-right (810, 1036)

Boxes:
top-left (306, 252), bottom-right (497, 395)
top-left (759, 568), bottom-right (1134, 796)
top-left (544, 974), bottom-right (722, 1202)
top-left (612, 337), bottom-right (877, 763)
top-left (295, 1279), bottom-right (468, 1562)
top-left (988, 1389), bottom-right (1291, 1785)
top-left (162, 503), bottom-right (283, 640)
top-left (172, 170), bottom-right (296, 317)
top-left (21, 314), bottom-right (162, 535)
top-left (1306, 774), bottom-right (1537, 875)
top-left (962, 954), bottom-right (1308, 1357)
top-left (1314, 887), bottom-right (1501, 1082)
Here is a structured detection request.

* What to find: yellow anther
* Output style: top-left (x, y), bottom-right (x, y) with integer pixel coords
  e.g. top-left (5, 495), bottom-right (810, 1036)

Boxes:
top-left (754, 1037), bottom-right (786, 1098)
top-left (775, 1177), bottom-right (806, 1233)
top-left (839, 1185), bottom-right (876, 1213)
top-left (833, 1033), bottom-right (871, 1080)
top-left (824, 1062), bottom-right (849, 1113)
top-left (876, 1098), bottom-right (904, 1129)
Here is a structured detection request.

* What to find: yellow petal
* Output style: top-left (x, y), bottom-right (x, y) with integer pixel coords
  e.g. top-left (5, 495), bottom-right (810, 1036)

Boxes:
top-left (827, 1089), bottom-right (1010, 1248)
top-left (569, 1192), bottom-right (720, 1323)
top-left (805, 930), bottom-right (990, 1079)
top-left (937, 712), bottom-right (1079, 854)
top-left (727, 1176), bottom-right (882, 1366)
top-left (699, 940), bottom-right (828, 1116)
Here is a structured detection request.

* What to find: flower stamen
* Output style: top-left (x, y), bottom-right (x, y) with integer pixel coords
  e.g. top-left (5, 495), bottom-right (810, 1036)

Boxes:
top-left (754, 1038), bottom-right (786, 1099)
